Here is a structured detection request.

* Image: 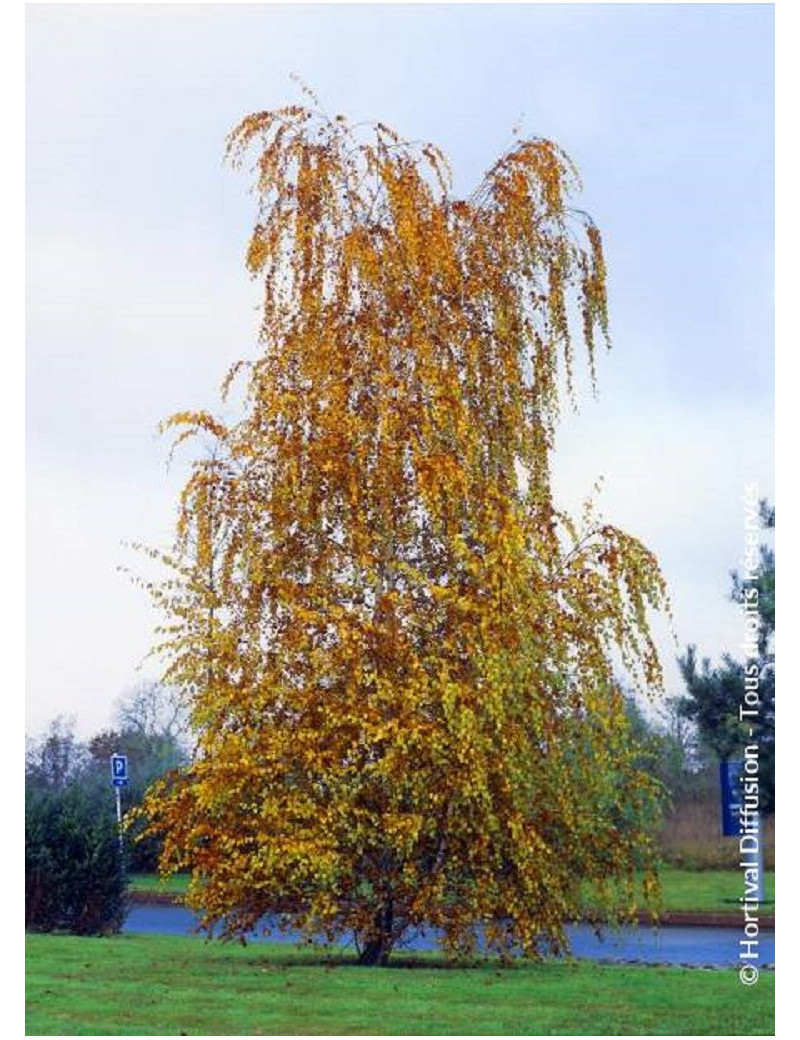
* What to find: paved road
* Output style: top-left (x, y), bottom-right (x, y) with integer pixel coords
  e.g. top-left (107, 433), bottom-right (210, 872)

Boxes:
top-left (124, 905), bottom-right (775, 967)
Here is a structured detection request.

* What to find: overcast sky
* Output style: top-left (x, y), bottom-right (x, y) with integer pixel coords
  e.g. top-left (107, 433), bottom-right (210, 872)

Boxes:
top-left (26, 3), bottom-right (774, 738)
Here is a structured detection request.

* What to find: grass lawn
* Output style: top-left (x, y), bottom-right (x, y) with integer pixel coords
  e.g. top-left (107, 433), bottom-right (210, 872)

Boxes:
top-left (26, 933), bottom-right (774, 1036)
top-left (581, 867), bottom-right (776, 917)
top-left (651, 867), bottom-right (775, 913)
top-left (129, 867), bottom-right (776, 915)
top-left (129, 872), bottom-right (190, 897)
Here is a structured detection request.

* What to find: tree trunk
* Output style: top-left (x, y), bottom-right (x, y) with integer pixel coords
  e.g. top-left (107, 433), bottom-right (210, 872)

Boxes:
top-left (357, 900), bottom-right (394, 966)
top-left (357, 936), bottom-right (391, 966)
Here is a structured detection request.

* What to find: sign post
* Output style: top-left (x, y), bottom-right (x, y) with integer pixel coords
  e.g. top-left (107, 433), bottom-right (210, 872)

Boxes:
top-left (110, 753), bottom-right (129, 861)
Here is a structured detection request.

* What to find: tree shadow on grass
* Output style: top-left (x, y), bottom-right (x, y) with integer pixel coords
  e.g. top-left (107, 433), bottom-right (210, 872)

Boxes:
top-left (238, 946), bottom-right (555, 972)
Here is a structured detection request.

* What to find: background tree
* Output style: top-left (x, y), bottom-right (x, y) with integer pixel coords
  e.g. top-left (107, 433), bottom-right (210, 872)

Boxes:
top-left (137, 100), bottom-right (669, 964)
top-left (25, 715), bottom-right (88, 792)
top-left (677, 648), bottom-right (747, 763)
top-left (678, 500), bottom-right (774, 814)
top-left (112, 681), bottom-right (189, 744)
top-left (623, 692), bottom-right (707, 807)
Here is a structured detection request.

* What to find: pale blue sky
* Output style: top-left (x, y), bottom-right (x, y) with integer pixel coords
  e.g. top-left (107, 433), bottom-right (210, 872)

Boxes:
top-left (27, 3), bottom-right (774, 736)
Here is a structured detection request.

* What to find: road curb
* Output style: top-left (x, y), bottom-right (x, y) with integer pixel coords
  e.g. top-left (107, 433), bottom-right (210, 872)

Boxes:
top-left (631, 909), bottom-right (775, 930)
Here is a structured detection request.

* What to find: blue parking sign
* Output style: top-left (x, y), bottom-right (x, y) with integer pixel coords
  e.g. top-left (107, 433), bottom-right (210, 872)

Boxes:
top-left (110, 753), bottom-right (129, 787)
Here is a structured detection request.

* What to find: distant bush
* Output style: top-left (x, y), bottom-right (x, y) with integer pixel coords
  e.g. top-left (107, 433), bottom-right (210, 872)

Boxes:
top-left (657, 795), bottom-right (775, 871)
top-left (25, 783), bottom-right (127, 935)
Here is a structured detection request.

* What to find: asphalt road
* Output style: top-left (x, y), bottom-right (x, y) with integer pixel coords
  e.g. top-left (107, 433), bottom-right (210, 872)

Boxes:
top-left (124, 905), bottom-right (775, 967)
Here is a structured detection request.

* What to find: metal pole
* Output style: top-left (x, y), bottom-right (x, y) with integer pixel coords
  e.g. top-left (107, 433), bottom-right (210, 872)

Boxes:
top-left (115, 786), bottom-right (124, 861)
top-left (756, 813), bottom-right (765, 903)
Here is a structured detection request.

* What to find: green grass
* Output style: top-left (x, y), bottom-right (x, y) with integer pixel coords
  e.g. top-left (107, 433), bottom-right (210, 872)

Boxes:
top-left (26, 933), bottom-right (774, 1036)
top-left (581, 867), bottom-right (776, 917)
top-left (129, 867), bottom-right (776, 915)
top-left (129, 872), bottom-right (190, 896)
top-left (652, 867), bottom-right (775, 913)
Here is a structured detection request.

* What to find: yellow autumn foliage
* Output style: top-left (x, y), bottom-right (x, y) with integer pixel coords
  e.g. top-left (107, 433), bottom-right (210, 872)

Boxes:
top-left (136, 99), bottom-right (668, 964)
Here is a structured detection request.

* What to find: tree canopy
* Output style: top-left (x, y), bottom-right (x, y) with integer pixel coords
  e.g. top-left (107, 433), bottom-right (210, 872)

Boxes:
top-left (137, 100), bottom-right (669, 963)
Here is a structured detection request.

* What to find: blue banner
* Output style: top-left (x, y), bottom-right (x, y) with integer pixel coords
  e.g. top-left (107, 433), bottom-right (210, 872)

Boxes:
top-left (720, 759), bottom-right (744, 837)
